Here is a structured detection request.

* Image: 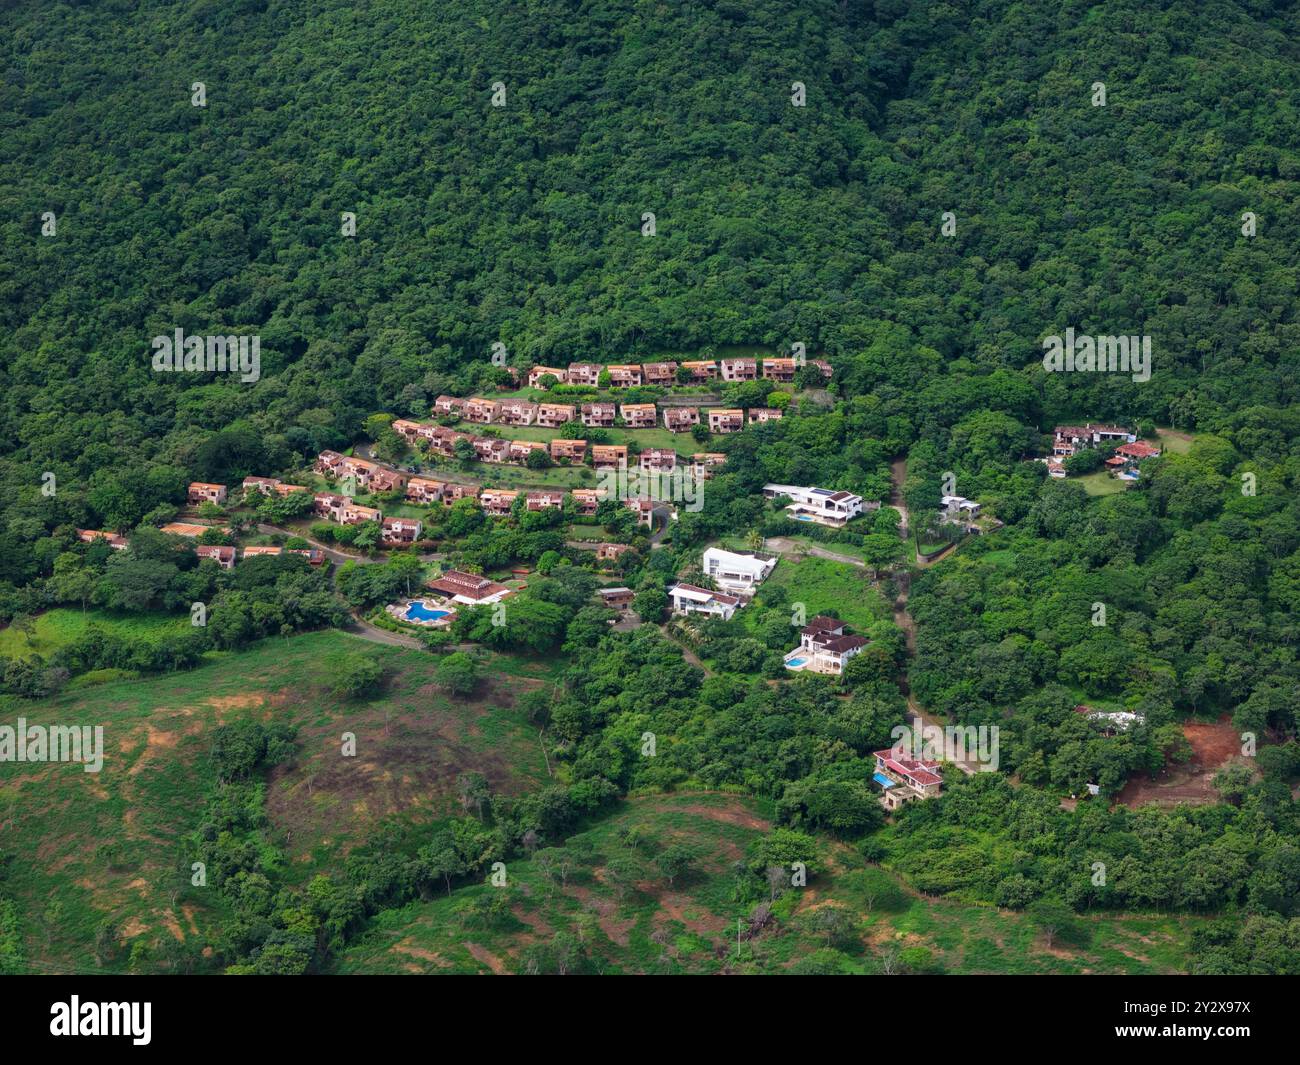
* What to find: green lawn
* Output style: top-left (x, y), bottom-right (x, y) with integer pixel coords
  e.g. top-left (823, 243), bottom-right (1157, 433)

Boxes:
top-left (748, 555), bottom-right (891, 633)
top-left (1078, 470), bottom-right (1128, 496)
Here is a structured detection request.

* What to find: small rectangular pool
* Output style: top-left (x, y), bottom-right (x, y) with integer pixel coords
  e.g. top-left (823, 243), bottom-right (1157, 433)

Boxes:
top-left (785, 657), bottom-right (807, 668)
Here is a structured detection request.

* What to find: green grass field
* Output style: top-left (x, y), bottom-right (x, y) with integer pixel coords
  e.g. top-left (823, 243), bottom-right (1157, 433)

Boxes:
top-left (748, 555), bottom-right (891, 633)
top-left (0, 609), bottom-right (194, 661)
top-left (1078, 470), bottom-right (1128, 497)
top-left (0, 629), bottom-right (559, 973)
top-left (335, 791), bottom-right (1196, 974)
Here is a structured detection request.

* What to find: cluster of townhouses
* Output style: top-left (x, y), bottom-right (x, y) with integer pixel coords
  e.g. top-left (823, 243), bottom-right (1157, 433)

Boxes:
top-left (1040, 424), bottom-right (1161, 481)
top-left (310, 451), bottom-right (679, 532)
top-left (389, 418), bottom-right (731, 473)
top-left (422, 397), bottom-right (779, 435)
top-left (520, 357), bottom-right (832, 389)
top-left (761, 484), bottom-right (874, 528)
top-left (78, 527), bottom-right (324, 568)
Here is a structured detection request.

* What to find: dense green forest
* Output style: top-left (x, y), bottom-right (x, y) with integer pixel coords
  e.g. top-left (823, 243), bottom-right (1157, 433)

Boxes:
top-left (1, 0), bottom-right (1298, 975)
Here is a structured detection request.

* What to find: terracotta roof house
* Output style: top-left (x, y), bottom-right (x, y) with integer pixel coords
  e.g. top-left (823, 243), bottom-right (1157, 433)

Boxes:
top-left (313, 493), bottom-right (349, 521)
top-left (526, 490), bottom-right (565, 511)
top-left (406, 476), bottom-right (446, 504)
top-left (195, 545), bottom-right (236, 569)
top-left (289, 548), bottom-right (325, 566)
top-left (315, 450), bottom-right (346, 475)
top-left (391, 418), bottom-right (426, 440)
top-left (527, 366), bottom-right (567, 388)
top-left (273, 482), bottom-right (308, 495)
top-left (581, 403), bottom-right (617, 428)
top-left (497, 399), bottom-right (537, 426)
top-left (473, 438), bottom-right (511, 464)
top-left (748, 408), bottom-right (783, 424)
top-left (681, 360), bottom-right (717, 381)
top-left (810, 359), bottom-right (833, 381)
top-left (639, 448), bottom-right (677, 472)
top-left (549, 438), bottom-right (588, 462)
top-left (592, 444), bottom-right (628, 469)
top-left (607, 364), bottom-right (643, 387)
top-left (242, 476), bottom-right (281, 496)
top-left (481, 489), bottom-right (519, 517)
top-left (426, 569), bottom-right (513, 605)
top-left (368, 465), bottom-right (408, 493)
top-left (566, 363), bottom-right (602, 387)
top-left (1115, 440), bottom-right (1162, 460)
top-left (641, 361), bottom-right (677, 384)
top-left (381, 517), bottom-right (423, 544)
top-left (508, 439), bottom-right (549, 463)
top-left (571, 488), bottom-right (604, 516)
top-left (762, 358), bottom-right (797, 382)
top-left (663, 407), bottom-right (699, 432)
top-left (341, 502), bottom-right (382, 525)
top-left (77, 529), bottom-right (127, 550)
top-left (620, 403), bottom-right (658, 429)
top-left (719, 358), bottom-right (757, 382)
top-left (537, 402), bottom-right (576, 428)
top-left (596, 543), bottom-right (632, 562)
top-left (441, 483), bottom-right (480, 505)
top-left (434, 395), bottom-right (467, 416)
top-left (240, 545), bottom-right (283, 558)
top-left (598, 586), bottom-right (635, 610)
top-left (625, 498), bottom-right (656, 527)
top-left (188, 482), bottom-right (227, 505)
top-left (464, 398), bottom-right (500, 424)
top-left (707, 408), bottom-right (744, 433)
top-left (669, 582), bottom-right (741, 620)
top-left (872, 748), bottom-right (943, 809)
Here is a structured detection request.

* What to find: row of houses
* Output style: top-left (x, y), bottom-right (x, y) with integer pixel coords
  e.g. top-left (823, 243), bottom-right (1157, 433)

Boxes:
top-left (188, 478), bottom-right (313, 507)
top-left (1042, 424), bottom-right (1161, 481)
top-left (78, 528), bottom-right (325, 568)
top-left (522, 357), bottom-right (833, 389)
top-left (387, 423), bottom-right (730, 474)
top-left (423, 397), bottom-right (776, 433)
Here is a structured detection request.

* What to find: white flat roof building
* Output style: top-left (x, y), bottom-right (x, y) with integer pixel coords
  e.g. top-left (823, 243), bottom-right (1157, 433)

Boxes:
top-left (762, 484), bottom-right (869, 527)
top-left (669, 583), bottom-right (740, 621)
top-left (702, 547), bottom-right (777, 593)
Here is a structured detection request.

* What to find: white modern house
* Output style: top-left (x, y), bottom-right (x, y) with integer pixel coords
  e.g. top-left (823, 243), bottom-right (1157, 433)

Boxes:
top-left (940, 495), bottom-right (981, 523)
top-left (669, 583), bottom-right (740, 621)
top-left (762, 484), bottom-right (871, 527)
top-left (784, 616), bottom-right (870, 675)
top-left (702, 547), bottom-right (777, 594)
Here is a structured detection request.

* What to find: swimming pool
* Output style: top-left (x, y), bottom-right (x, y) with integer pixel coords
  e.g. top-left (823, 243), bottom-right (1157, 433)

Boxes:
top-left (405, 601), bottom-right (451, 622)
top-left (785, 657), bottom-right (807, 668)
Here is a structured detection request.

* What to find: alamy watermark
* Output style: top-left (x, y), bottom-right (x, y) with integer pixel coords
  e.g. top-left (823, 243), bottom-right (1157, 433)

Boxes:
top-left (597, 464), bottom-right (704, 512)
top-left (0, 718), bottom-right (104, 773)
top-left (1041, 328), bottom-right (1150, 383)
top-left (890, 721), bottom-right (999, 772)
top-left (151, 328), bottom-right (260, 383)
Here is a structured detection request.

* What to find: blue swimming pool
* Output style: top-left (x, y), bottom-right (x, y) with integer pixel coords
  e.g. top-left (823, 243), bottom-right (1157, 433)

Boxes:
top-left (794, 514), bottom-right (814, 522)
top-left (405, 601), bottom-right (450, 622)
top-left (872, 772), bottom-right (896, 788)
top-left (786, 657), bottom-right (807, 668)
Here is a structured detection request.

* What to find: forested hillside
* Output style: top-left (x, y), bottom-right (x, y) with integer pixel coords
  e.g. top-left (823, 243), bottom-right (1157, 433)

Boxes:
top-left (2, 0), bottom-right (1299, 977)
top-left (2, 0), bottom-right (1298, 582)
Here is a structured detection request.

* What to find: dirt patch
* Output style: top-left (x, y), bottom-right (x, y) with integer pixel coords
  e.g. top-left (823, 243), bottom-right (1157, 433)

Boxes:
top-left (653, 892), bottom-right (728, 938)
top-left (1117, 716), bottom-right (1243, 809)
top-left (392, 938), bottom-right (449, 967)
top-left (265, 675), bottom-right (543, 857)
top-left (671, 801), bottom-right (769, 832)
top-left (464, 941), bottom-right (510, 974)
top-left (120, 916), bottom-right (148, 938)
